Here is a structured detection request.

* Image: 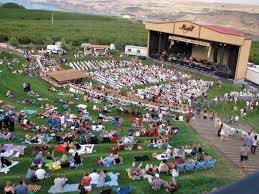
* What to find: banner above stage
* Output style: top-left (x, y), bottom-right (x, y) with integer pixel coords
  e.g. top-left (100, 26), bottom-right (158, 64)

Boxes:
top-left (169, 36), bottom-right (211, 47)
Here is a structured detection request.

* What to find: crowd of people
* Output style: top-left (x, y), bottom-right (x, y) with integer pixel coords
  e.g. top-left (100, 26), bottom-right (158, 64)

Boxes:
top-left (92, 63), bottom-right (190, 89)
top-left (1, 51), bottom-right (259, 194)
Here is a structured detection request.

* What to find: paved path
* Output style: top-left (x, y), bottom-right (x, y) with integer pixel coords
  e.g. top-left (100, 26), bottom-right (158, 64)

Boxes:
top-left (190, 117), bottom-right (259, 175)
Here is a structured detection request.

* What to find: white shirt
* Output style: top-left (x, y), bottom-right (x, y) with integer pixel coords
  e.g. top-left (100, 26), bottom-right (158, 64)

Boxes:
top-left (89, 172), bottom-right (99, 185)
top-left (253, 139), bottom-right (258, 146)
top-left (35, 169), bottom-right (46, 180)
top-left (60, 116), bottom-right (65, 125)
top-left (54, 177), bottom-right (66, 192)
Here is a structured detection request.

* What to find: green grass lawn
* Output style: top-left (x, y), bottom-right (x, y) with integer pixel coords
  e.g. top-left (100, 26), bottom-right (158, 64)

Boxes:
top-left (0, 52), bottom-right (244, 193)
top-left (207, 82), bottom-right (259, 132)
top-left (207, 84), bottom-right (242, 101)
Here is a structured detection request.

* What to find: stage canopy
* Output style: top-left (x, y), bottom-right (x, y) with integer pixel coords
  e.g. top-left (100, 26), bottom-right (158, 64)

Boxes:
top-left (47, 69), bottom-right (88, 83)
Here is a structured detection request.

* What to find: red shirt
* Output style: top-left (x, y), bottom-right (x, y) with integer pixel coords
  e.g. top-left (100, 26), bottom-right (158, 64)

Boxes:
top-left (81, 176), bottom-right (91, 186)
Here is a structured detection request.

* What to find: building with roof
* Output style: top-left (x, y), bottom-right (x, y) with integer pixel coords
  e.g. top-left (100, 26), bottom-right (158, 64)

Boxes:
top-left (145, 20), bottom-right (252, 80)
top-left (47, 69), bottom-right (88, 84)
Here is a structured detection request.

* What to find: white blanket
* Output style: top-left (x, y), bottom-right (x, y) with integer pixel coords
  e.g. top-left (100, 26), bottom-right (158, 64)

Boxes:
top-left (70, 144), bottom-right (94, 155)
top-left (0, 161), bottom-right (19, 174)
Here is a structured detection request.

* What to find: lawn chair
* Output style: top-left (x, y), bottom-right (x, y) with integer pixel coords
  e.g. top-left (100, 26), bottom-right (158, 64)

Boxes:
top-left (185, 163), bottom-right (195, 172)
top-left (205, 159), bottom-right (216, 169)
top-left (195, 161), bottom-right (206, 170)
top-left (177, 163), bottom-right (185, 173)
top-left (115, 185), bottom-right (131, 194)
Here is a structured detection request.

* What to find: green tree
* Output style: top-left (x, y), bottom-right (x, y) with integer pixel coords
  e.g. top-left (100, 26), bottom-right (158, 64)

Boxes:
top-left (61, 39), bottom-right (65, 48)
top-left (9, 36), bottom-right (19, 47)
top-left (28, 42), bottom-right (34, 49)
top-left (44, 36), bottom-right (53, 45)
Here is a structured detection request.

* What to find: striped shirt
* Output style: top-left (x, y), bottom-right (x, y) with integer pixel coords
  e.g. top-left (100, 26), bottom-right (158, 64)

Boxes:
top-left (151, 178), bottom-right (167, 190)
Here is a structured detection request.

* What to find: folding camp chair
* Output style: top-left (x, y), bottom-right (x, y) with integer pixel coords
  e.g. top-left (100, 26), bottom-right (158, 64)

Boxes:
top-left (185, 163), bottom-right (195, 172)
top-left (205, 159), bottom-right (216, 169)
top-left (177, 163), bottom-right (185, 173)
top-left (195, 161), bottom-right (206, 170)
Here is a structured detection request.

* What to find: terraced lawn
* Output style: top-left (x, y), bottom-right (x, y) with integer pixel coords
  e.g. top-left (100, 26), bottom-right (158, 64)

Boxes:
top-left (0, 52), bottom-right (243, 193)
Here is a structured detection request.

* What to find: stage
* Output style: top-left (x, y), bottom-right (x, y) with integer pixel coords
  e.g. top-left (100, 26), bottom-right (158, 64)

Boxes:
top-left (146, 20), bottom-right (252, 81)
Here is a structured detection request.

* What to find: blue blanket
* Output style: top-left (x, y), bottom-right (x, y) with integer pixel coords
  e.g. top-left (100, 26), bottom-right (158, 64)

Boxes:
top-left (21, 110), bottom-right (37, 115)
top-left (48, 184), bottom-right (79, 193)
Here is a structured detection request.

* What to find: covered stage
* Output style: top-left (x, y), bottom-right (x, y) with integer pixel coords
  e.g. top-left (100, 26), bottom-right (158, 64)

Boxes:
top-left (47, 69), bottom-right (89, 84)
top-left (145, 20), bottom-right (252, 80)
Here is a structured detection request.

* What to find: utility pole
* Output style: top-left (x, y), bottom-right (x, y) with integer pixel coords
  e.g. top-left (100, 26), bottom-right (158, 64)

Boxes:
top-left (51, 12), bottom-right (54, 25)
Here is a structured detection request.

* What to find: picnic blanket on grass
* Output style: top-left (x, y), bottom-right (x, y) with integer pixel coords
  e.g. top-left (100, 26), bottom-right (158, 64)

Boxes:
top-left (0, 161), bottom-right (19, 173)
top-left (96, 172), bottom-right (119, 187)
top-left (0, 144), bottom-right (27, 157)
top-left (76, 144), bottom-right (94, 155)
top-left (55, 144), bottom-right (94, 154)
top-left (21, 109), bottom-right (37, 115)
top-left (48, 184), bottom-right (79, 193)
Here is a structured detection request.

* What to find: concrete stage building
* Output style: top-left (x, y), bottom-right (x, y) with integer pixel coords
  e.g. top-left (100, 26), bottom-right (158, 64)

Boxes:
top-left (145, 20), bottom-right (252, 81)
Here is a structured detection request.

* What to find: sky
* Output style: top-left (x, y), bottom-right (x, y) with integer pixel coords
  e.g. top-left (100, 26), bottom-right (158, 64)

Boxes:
top-left (1, 0), bottom-right (259, 7)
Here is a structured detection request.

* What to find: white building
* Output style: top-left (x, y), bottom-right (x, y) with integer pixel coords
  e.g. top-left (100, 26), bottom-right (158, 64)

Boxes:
top-left (246, 63), bottom-right (259, 85)
top-left (46, 42), bottom-right (63, 54)
top-left (125, 45), bottom-right (147, 57)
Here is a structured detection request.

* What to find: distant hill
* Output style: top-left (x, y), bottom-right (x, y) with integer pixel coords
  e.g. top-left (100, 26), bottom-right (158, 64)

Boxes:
top-left (1, 2), bottom-right (25, 9)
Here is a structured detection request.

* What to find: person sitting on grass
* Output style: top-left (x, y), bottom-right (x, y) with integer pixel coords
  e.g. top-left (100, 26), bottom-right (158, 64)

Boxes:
top-left (97, 153), bottom-right (115, 166)
top-left (150, 174), bottom-right (167, 191)
top-left (73, 152), bottom-right (82, 167)
top-left (1, 156), bottom-right (12, 168)
top-left (166, 180), bottom-right (177, 193)
top-left (33, 151), bottom-right (45, 167)
top-left (59, 155), bottom-right (69, 168)
top-left (113, 153), bottom-right (123, 165)
top-left (5, 91), bottom-right (15, 98)
top-left (100, 169), bottom-right (111, 183)
top-left (126, 162), bottom-right (145, 180)
top-left (35, 167), bottom-right (47, 181)
top-left (80, 172), bottom-right (92, 193)
top-left (158, 160), bottom-right (169, 173)
top-left (14, 180), bottom-right (28, 194)
top-left (4, 181), bottom-right (14, 194)
top-left (89, 169), bottom-right (99, 188)
top-left (26, 165), bottom-right (36, 181)
top-left (204, 153), bottom-right (212, 161)
top-left (54, 174), bottom-right (68, 192)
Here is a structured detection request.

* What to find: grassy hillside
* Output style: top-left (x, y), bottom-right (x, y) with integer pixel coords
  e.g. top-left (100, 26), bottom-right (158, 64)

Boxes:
top-left (0, 8), bottom-right (259, 63)
top-left (0, 8), bottom-right (147, 48)
top-left (0, 51), bottom-right (243, 194)
top-left (1, 2), bottom-right (25, 9)
top-left (250, 41), bottom-right (259, 64)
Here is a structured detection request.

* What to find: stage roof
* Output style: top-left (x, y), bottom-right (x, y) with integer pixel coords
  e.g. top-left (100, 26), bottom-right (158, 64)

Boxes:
top-left (146, 20), bottom-right (245, 37)
top-left (47, 69), bottom-right (88, 83)
top-left (202, 24), bottom-right (243, 36)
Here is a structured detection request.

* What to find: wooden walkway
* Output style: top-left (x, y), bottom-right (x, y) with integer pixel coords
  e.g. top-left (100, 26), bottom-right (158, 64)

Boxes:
top-left (190, 117), bottom-right (259, 175)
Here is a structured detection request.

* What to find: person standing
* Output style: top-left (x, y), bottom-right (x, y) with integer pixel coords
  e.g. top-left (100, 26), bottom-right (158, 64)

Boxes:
top-left (251, 135), bottom-right (258, 155)
top-left (244, 132), bottom-right (253, 147)
top-left (240, 145), bottom-right (249, 169)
